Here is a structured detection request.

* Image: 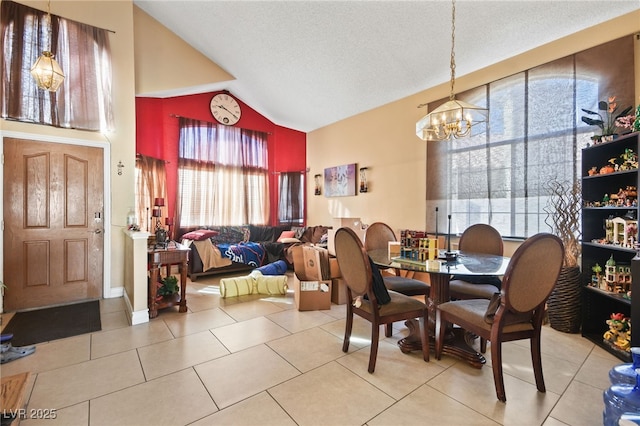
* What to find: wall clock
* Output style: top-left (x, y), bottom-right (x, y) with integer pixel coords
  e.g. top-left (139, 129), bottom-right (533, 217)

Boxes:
top-left (210, 93), bottom-right (241, 125)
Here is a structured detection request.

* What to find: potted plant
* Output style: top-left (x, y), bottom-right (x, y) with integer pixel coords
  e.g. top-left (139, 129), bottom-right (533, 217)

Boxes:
top-left (581, 96), bottom-right (633, 143)
top-left (156, 275), bottom-right (179, 302)
top-left (543, 178), bottom-right (582, 333)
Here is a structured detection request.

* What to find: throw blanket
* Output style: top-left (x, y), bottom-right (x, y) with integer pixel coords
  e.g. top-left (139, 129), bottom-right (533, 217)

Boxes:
top-left (191, 240), bottom-right (232, 270)
top-left (217, 242), bottom-right (267, 267)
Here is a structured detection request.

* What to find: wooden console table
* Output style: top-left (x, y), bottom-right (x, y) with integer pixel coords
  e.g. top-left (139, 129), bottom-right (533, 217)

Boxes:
top-left (148, 242), bottom-right (189, 318)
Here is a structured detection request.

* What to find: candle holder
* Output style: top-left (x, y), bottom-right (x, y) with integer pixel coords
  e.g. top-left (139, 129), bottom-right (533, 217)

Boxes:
top-left (153, 198), bottom-right (167, 248)
top-left (359, 167), bottom-right (368, 193)
top-left (165, 217), bottom-right (174, 241)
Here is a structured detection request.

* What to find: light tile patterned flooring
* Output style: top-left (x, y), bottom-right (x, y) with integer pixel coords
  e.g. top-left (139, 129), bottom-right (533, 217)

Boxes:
top-left (0, 271), bottom-right (623, 426)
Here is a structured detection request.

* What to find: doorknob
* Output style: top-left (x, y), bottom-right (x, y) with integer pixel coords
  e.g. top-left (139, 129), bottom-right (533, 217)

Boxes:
top-left (89, 228), bottom-right (103, 234)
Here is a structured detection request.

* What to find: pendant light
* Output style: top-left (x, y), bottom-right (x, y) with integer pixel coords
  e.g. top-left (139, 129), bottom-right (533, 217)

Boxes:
top-left (30, 0), bottom-right (65, 92)
top-left (416, 0), bottom-right (488, 141)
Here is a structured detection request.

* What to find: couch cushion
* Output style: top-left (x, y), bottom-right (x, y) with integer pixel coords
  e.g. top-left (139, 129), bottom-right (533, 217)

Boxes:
top-left (209, 226), bottom-right (250, 244)
top-left (248, 225), bottom-right (291, 242)
top-left (182, 229), bottom-right (219, 241)
top-left (277, 230), bottom-right (296, 242)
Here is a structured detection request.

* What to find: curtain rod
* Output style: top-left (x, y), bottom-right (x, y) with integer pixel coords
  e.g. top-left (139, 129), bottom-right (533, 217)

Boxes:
top-left (169, 114), bottom-right (273, 135)
top-left (28, 2), bottom-right (116, 34)
top-left (136, 153), bottom-right (169, 163)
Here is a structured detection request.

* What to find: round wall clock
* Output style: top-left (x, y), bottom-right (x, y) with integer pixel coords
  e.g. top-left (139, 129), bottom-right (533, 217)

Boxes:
top-left (210, 93), bottom-right (241, 125)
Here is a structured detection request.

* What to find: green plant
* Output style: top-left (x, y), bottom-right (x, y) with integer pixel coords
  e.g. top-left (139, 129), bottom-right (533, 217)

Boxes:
top-left (158, 275), bottom-right (179, 296)
top-left (581, 96), bottom-right (633, 137)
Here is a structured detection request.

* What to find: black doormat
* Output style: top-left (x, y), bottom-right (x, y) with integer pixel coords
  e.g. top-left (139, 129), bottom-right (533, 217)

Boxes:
top-left (2, 300), bottom-right (101, 346)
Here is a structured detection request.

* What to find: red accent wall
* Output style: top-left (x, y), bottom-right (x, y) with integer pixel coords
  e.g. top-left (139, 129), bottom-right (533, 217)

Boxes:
top-left (135, 91), bottom-right (307, 226)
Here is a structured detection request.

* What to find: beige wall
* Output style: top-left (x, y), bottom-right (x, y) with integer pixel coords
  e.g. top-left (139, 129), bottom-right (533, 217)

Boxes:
top-left (0, 0), bottom-right (137, 309)
top-left (307, 11), bottom-right (640, 237)
top-left (133, 6), bottom-right (234, 95)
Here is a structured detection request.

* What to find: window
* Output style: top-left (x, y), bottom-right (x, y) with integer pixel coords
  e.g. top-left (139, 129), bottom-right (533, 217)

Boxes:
top-left (135, 155), bottom-right (167, 233)
top-left (427, 36), bottom-right (635, 239)
top-left (1, 0), bottom-right (114, 131)
top-left (177, 118), bottom-right (269, 228)
top-left (278, 172), bottom-right (304, 224)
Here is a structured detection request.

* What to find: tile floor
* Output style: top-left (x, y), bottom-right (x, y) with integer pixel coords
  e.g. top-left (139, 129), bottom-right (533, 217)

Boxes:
top-left (0, 271), bottom-right (624, 426)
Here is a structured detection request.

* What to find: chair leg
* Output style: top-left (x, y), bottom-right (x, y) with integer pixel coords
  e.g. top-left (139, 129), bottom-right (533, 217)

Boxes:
top-left (343, 311), bottom-right (353, 353)
top-left (490, 338), bottom-right (506, 402)
top-left (435, 310), bottom-right (445, 360)
top-left (531, 333), bottom-right (546, 393)
top-left (420, 315), bottom-right (429, 362)
top-left (385, 323), bottom-right (393, 337)
top-left (368, 323), bottom-right (380, 373)
top-left (480, 337), bottom-right (487, 353)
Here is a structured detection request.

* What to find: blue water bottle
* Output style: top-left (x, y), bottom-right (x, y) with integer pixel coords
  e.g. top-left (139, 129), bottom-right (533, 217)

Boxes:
top-left (611, 348), bottom-right (640, 385)
top-left (603, 368), bottom-right (640, 426)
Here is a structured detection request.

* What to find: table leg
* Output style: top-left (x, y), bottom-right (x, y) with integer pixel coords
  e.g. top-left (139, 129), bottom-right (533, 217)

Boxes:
top-left (149, 262), bottom-right (159, 319)
top-left (179, 259), bottom-right (188, 313)
top-left (396, 272), bottom-right (486, 368)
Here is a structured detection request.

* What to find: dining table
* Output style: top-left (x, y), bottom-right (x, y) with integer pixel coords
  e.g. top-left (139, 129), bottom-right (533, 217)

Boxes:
top-left (368, 248), bottom-right (511, 368)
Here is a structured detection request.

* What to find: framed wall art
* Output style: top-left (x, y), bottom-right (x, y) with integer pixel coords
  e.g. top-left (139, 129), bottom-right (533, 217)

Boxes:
top-left (324, 163), bottom-right (357, 197)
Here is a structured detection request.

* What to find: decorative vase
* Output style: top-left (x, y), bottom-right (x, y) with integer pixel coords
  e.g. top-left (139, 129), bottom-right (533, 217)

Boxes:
top-left (547, 266), bottom-right (581, 333)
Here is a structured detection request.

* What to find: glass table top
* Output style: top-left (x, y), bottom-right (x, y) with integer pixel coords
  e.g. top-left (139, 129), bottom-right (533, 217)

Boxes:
top-left (368, 248), bottom-right (510, 276)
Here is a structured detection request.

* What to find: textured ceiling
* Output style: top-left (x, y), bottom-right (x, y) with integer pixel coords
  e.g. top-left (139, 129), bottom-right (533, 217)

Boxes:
top-left (134, 1), bottom-right (640, 133)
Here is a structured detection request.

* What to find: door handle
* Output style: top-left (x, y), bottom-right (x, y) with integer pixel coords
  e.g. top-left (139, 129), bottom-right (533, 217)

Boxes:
top-left (89, 228), bottom-right (103, 234)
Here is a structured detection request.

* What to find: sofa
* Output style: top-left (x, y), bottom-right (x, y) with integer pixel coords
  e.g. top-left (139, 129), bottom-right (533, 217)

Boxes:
top-left (180, 224), bottom-right (331, 281)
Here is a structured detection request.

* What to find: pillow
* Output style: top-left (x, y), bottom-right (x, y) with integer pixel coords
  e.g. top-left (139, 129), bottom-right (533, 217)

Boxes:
top-left (182, 229), bottom-right (219, 241)
top-left (277, 230), bottom-right (296, 242)
top-left (279, 237), bottom-right (301, 244)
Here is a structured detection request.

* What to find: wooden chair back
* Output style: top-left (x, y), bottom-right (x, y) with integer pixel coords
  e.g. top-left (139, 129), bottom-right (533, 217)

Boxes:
top-left (458, 223), bottom-right (503, 256)
top-left (364, 222), bottom-right (396, 252)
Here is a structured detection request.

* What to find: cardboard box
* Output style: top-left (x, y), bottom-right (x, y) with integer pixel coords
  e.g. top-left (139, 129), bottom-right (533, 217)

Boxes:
top-left (292, 245), bottom-right (330, 281)
top-left (292, 245), bottom-right (332, 310)
top-left (331, 278), bottom-right (349, 305)
top-left (328, 219), bottom-right (367, 256)
top-left (293, 276), bottom-right (332, 310)
top-left (329, 257), bottom-right (341, 278)
top-left (388, 241), bottom-right (401, 257)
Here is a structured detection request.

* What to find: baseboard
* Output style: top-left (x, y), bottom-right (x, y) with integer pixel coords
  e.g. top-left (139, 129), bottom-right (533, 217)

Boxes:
top-left (123, 291), bottom-right (149, 325)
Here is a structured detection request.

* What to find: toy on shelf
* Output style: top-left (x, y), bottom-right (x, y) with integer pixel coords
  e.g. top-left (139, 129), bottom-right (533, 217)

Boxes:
top-left (600, 214), bottom-right (638, 248)
top-left (591, 263), bottom-right (603, 288)
top-left (604, 254), bottom-right (632, 294)
top-left (585, 186), bottom-right (638, 208)
top-left (604, 313), bottom-right (632, 353)
top-left (585, 148), bottom-right (638, 178)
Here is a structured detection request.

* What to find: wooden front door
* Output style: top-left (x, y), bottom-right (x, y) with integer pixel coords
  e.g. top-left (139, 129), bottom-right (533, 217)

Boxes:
top-left (3, 137), bottom-right (104, 311)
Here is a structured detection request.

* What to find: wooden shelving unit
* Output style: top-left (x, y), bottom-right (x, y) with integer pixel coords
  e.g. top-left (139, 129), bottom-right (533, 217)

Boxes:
top-left (581, 132), bottom-right (640, 361)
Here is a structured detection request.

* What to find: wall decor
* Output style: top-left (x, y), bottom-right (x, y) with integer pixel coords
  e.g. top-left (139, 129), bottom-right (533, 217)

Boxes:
top-left (359, 167), bottom-right (368, 193)
top-left (324, 163), bottom-right (357, 197)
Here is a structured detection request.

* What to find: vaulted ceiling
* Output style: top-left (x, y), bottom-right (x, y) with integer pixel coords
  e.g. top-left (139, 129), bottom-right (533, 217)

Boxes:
top-left (134, 1), bottom-right (640, 133)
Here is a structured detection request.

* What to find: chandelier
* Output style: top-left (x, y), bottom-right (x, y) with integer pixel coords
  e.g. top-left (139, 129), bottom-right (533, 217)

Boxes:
top-left (416, 0), bottom-right (488, 141)
top-left (30, 0), bottom-right (65, 92)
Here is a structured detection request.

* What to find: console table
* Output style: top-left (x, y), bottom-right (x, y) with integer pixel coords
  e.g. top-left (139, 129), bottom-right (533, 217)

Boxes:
top-left (148, 242), bottom-right (189, 318)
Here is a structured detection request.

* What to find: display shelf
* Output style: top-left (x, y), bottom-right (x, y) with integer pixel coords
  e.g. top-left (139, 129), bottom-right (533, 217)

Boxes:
top-left (581, 132), bottom-right (639, 361)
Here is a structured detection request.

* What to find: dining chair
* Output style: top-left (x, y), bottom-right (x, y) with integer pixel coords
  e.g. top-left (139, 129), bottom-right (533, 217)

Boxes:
top-left (364, 222), bottom-right (430, 336)
top-left (434, 232), bottom-right (564, 402)
top-left (335, 227), bottom-right (429, 373)
top-left (449, 223), bottom-right (504, 300)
